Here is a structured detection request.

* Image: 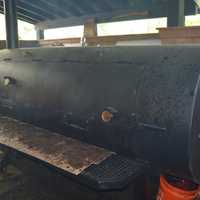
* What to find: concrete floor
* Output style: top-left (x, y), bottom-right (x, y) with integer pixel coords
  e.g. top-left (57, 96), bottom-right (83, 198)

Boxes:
top-left (0, 155), bottom-right (149, 200)
top-left (2, 152), bottom-right (198, 200)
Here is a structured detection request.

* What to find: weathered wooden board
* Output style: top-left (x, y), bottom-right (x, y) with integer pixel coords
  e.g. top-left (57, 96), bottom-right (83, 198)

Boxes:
top-left (0, 117), bottom-right (113, 175)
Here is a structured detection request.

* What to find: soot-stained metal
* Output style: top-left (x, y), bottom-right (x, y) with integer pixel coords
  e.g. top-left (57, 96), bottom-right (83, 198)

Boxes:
top-left (0, 46), bottom-right (200, 184)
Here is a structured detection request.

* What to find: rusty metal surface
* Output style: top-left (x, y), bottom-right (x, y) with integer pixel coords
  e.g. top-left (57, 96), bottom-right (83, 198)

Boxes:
top-left (0, 117), bottom-right (113, 175)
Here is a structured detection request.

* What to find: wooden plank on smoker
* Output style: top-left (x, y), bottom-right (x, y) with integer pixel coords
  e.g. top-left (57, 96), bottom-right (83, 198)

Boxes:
top-left (158, 26), bottom-right (200, 44)
top-left (0, 117), bottom-right (113, 175)
top-left (39, 33), bottom-right (159, 47)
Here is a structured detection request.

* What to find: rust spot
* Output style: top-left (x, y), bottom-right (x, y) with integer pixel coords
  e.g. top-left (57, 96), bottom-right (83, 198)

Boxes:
top-left (0, 117), bottom-right (113, 175)
top-left (101, 111), bottom-right (113, 123)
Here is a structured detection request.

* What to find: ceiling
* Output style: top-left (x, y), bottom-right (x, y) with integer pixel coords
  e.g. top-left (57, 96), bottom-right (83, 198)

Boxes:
top-left (0, 0), bottom-right (196, 28)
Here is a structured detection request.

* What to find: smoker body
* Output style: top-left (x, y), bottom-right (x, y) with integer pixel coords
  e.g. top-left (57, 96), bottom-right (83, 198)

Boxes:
top-left (0, 46), bottom-right (199, 183)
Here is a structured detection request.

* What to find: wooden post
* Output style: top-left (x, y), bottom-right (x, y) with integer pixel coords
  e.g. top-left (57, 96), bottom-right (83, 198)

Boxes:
top-left (83, 19), bottom-right (97, 46)
top-left (83, 19), bottom-right (97, 37)
top-left (36, 29), bottom-right (44, 40)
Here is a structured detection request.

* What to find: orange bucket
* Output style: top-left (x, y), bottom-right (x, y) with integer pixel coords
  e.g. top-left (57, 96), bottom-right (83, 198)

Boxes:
top-left (157, 175), bottom-right (199, 200)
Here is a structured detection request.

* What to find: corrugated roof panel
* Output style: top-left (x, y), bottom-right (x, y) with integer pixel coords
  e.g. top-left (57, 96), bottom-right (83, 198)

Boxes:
top-left (0, 0), bottom-right (196, 25)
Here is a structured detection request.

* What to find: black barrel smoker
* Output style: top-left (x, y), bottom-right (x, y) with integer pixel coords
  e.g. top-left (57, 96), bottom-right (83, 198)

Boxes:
top-left (0, 46), bottom-right (199, 190)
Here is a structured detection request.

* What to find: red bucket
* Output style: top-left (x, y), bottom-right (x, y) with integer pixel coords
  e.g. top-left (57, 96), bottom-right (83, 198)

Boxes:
top-left (157, 175), bottom-right (199, 200)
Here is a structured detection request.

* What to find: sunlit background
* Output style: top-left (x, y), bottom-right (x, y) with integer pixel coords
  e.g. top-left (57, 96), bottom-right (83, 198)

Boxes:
top-left (0, 13), bottom-right (200, 40)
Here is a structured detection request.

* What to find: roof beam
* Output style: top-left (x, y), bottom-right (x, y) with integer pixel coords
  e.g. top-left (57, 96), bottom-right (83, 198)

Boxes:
top-left (0, 9), bottom-right (38, 24)
top-left (94, 0), bottom-right (112, 11)
top-left (82, 0), bottom-right (111, 12)
top-left (36, 0), bottom-right (69, 18)
top-left (16, 12), bottom-right (39, 23)
top-left (18, 0), bottom-right (65, 19)
top-left (35, 9), bottom-right (151, 30)
top-left (17, 0), bottom-right (55, 20)
top-left (0, 0), bottom-right (196, 26)
top-left (67, 0), bottom-right (95, 14)
top-left (17, 5), bottom-right (46, 21)
top-left (0, 4), bottom-right (41, 22)
top-left (17, 6), bottom-right (47, 21)
top-left (51, 0), bottom-right (82, 16)
top-left (78, 0), bottom-right (101, 13)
